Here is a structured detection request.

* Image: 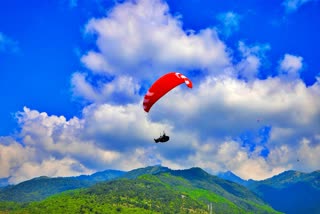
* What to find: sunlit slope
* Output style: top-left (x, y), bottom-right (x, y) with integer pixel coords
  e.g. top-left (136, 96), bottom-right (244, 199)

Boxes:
top-left (0, 168), bottom-right (281, 214)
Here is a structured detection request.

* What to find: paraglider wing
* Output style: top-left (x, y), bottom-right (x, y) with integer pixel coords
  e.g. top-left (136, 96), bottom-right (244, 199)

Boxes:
top-left (143, 72), bottom-right (192, 112)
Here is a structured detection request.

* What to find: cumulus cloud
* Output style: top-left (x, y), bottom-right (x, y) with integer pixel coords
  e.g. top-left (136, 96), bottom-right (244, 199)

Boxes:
top-left (174, 76), bottom-right (319, 140)
top-left (282, 0), bottom-right (314, 13)
top-left (0, 137), bottom-right (29, 179)
top-left (278, 54), bottom-right (303, 79)
top-left (148, 74), bottom-right (320, 179)
top-left (71, 72), bottom-right (140, 104)
top-left (185, 139), bottom-right (286, 180)
top-left (80, 103), bottom-right (170, 151)
top-left (75, 71), bottom-right (320, 180)
top-left (83, 0), bottom-right (230, 75)
top-left (10, 158), bottom-right (91, 184)
top-left (2, 73), bottom-right (320, 182)
top-left (73, 0), bottom-right (232, 103)
top-left (236, 41), bottom-right (270, 81)
top-left (0, 105), bottom-right (172, 183)
top-left (0, 32), bottom-right (19, 54)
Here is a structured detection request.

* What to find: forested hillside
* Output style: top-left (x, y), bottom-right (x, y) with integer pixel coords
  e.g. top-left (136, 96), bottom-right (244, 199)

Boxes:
top-left (0, 167), bottom-right (281, 214)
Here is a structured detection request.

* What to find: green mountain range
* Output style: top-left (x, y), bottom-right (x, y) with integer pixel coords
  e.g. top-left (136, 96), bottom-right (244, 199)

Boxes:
top-left (0, 169), bottom-right (125, 202)
top-left (0, 166), bottom-right (280, 214)
top-left (1, 166), bottom-right (319, 213)
top-left (217, 171), bottom-right (249, 187)
top-left (247, 170), bottom-right (320, 214)
top-left (217, 169), bottom-right (320, 214)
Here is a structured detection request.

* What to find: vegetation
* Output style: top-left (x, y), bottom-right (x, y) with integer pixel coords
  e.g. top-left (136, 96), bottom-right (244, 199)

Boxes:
top-left (248, 170), bottom-right (320, 214)
top-left (120, 165), bottom-right (170, 179)
top-left (0, 176), bottom-right (91, 202)
top-left (0, 167), bottom-right (282, 213)
top-left (0, 170), bottom-right (125, 202)
top-left (0, 178), bottom-right (206, 214)
top-left (2, 166), bottom-right (318, 213)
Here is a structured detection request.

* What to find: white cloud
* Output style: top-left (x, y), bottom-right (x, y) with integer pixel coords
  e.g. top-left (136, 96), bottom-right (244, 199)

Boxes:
top-left (0, 137), bottom-right (30, 179)
top-left (0, 107), bottom-right (120, 182)
top-left (71, 72), bottom-right (99, 102)
top-left (0, 104), bottom-right (172, 183)
top-left (268, 137), bottom-right (320, 173)
top-left (236, 42), bottom-right (270, 81)
top-left (236, 55), bottom-right (261, 81)
top-left (279, 54), bottom-right (303, 79)
top-left (80, 51), bottom-right (112, 74)
top-left (73, 0), bottom-right (232, 103)
top-left (80, 103), bottom-right (171, 151)
top-left (148, 75), bottom-right (320, 178)
top-left (154, 75), bottom-right (319, 135)
top-left (166, 138), bottom-right (286, 180)
top-left (71, 72), bottom-right (140, 104)
top-left (216, 11), bottom-right (241, 37)
top-left (237, 41), bottom-right (270, 59)
top-left (297, 138), bottom-right (320, 170)
top-left (2, 73), bottom-right (320, 182)
top-left (282, 0), bottom-right (314, 13)
top-left (83, 0), bottom-right (230, 75)
top-left (10, 157), bottom-right (92, 184)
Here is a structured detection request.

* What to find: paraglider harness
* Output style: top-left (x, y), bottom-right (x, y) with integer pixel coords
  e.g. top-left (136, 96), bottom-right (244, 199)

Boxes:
top-left (154, 132), bottom-right (169, 143)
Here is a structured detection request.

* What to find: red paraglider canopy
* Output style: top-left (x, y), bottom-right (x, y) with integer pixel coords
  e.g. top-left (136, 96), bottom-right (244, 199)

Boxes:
top-left (143, 72), bottom-right (193, 112)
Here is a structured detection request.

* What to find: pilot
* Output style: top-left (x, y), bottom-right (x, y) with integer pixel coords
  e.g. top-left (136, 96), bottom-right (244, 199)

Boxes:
top-left (154, 132), bottom-right (169, 143)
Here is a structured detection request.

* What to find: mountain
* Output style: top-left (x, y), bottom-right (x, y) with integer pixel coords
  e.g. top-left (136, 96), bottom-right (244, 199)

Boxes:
top-left (248, 170), bottom-right (320, 214)
top-left (4, 165), bottom-right (320, 213)
top-left (0, 169), bottom-right (125, 202)
top-left (121, 165), bottom-right (170, 179)
top-left (0, 176), bottom-right (208, 214)
top-left (217, 171), bottom-right (249, 186)
top-left (75, 169), bottom-right (125, 182)
top-left (122, 165), bottom-right (278, 212)
top-left (0, 178), bottom-right (9, 188)
top-left (0, 165), bottom-right (171, 203)
top-left (165, 167), bottom-right (279, 213)
top-left (0, 167), bottom-right (281, 214)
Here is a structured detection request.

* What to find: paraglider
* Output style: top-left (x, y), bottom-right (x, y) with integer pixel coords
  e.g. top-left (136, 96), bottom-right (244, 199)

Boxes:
top-left (154, 131), bottom-right (170, 143)
top-left (143, 72), bottom-right (193, 112)
top-left (143, 72), bottom-right (193, 143)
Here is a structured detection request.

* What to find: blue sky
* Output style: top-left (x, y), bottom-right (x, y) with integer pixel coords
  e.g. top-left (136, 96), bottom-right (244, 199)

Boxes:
top-left (0, 0), bottom-right (319, 183)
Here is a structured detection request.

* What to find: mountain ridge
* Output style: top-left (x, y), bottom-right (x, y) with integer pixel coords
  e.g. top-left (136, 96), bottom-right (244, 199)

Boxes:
top-left (247, 169), bottom-right (320, 214)
top-left (0, 169), bottom-right (125, 202)
top-left (0, 166), bottom-right (281, 214)
top-left (0, 166), bottom-right (319, 214)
